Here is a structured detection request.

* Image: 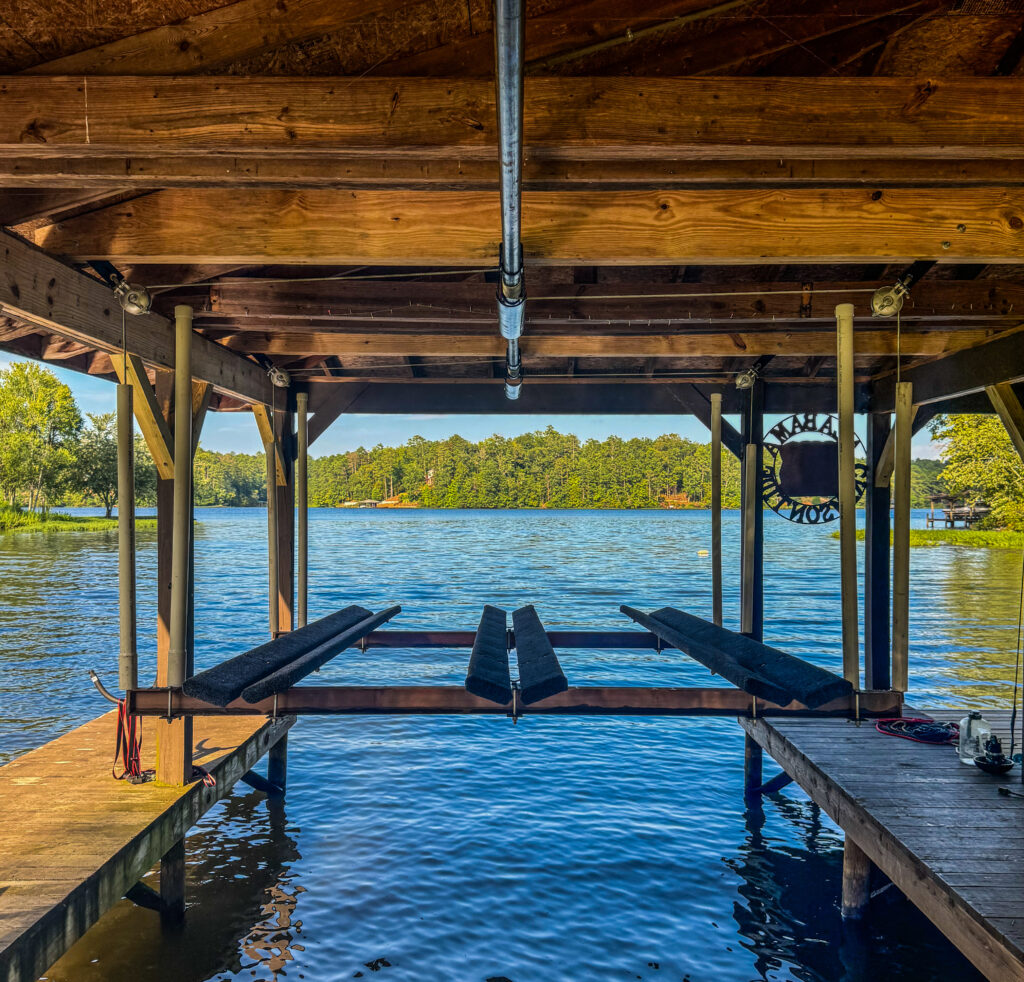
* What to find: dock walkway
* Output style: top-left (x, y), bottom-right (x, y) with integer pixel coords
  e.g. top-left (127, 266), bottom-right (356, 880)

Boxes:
top-left (743, 709), bottom-right (1024, 982)
top-left (0, 710), bottom-right (292, 982)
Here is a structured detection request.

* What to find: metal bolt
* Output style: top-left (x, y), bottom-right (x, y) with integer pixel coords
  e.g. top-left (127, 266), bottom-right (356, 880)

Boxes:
top-left (956, 224), bottom-right (966, 233)
top-left (941, 241), bottom-right (951, 249)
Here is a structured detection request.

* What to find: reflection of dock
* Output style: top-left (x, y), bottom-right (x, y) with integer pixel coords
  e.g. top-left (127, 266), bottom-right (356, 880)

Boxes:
top-left (742, 710), bottom-right (1024, 981)
top-left (0, 711), bottom-right (292, 982)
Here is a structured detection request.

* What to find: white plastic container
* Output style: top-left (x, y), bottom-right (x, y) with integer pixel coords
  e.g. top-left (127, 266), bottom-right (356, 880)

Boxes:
top-left (958, 711), bottom-right (992, 764)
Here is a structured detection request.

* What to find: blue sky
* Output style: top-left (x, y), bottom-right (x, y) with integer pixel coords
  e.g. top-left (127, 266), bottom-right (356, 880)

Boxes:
top-left (0, 356), bottom-right (942, 458)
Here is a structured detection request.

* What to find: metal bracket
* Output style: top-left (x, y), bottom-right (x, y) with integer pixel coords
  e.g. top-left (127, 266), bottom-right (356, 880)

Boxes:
top-left (508, 682), bottom-right (522, 724)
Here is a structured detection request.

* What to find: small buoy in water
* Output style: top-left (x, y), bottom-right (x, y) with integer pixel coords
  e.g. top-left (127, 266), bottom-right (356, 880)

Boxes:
top-left (697, 549), bottom-right (709, 557)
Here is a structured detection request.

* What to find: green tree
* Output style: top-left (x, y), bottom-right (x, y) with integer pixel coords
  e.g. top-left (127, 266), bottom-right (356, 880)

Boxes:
top-left (929, 414), bottom-right (1024, 530)
top-left (72, 413), bottom-right (158, 515)
top-left (0, 362), bottom-right (82, 514)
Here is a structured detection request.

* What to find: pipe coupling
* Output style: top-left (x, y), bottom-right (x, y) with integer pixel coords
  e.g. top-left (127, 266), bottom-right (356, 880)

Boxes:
top-left (497, 289), bottom-right (525, 341)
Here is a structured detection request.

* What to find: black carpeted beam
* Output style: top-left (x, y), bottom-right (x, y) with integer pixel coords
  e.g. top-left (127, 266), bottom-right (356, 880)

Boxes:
top-left (621, 605), bottom-right (851, 709)
top-left (512, 605), bottom-right (568, 705)
top-left (465, 605), bottom-right (512, 705)
top-left (182, 605), bottom-right (373, 706)
top-left (241, 605), bottom-right (402, 703)
top-left (620, 605), bottom-right (791, 706)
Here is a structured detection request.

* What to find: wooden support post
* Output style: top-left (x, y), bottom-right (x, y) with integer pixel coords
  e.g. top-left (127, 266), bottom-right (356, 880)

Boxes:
top-left (892, 381), bottom-right (913, 692)
top-left (744, 733), bottom-right (763, 800)
top-left (296, 391), bottom-right (308, 629)
top-left (986, 382), bottom-right (1024, 462)
top-left (159, 839), bottom-right (186, 926)
top-left (864, 414), bottom-right (892, 691)
top-left (841, 834), bottom-right (872, 920)
top-left (740, 381), bottom-right (764, 641)
top-left (267, 732), bottom-right (288, 797)
top-left (710, 391), bottom-right (723, 628)
top-left (156, 310), bottom-right (193, 787)
top-left (116, 382), bottom-right (137, 690)
top-left (836, 304), bottom-right (859, 687)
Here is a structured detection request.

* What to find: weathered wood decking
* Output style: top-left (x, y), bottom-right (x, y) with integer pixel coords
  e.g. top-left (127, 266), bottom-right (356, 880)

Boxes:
top-left (742, 710), bottom-right (1024, 982)
top-left (0, 710), bottom-right (292, 982)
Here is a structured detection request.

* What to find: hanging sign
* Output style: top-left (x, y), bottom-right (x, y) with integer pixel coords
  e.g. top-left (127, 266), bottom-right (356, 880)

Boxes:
top-left (761, 413), bottom-right (867, 524)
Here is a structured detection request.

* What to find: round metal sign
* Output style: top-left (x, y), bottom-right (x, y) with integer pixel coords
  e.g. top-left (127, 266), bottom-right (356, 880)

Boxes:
top-left (761, 413), bottom-right (867, 524)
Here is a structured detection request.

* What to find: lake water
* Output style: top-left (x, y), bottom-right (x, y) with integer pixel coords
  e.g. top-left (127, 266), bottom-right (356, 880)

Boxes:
top-left (2, 508), bottom-right (1022, 982)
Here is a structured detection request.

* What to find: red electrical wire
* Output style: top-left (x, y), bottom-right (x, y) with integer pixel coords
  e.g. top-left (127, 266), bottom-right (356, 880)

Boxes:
top-left (874, 716), bottom-right (959, 745)
top-left (112, 699), bottom-right (154, 782)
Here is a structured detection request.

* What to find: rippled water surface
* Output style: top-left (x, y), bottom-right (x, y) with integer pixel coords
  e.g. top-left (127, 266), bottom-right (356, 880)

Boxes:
top-left (3, 508), bottom-right (1022, 982)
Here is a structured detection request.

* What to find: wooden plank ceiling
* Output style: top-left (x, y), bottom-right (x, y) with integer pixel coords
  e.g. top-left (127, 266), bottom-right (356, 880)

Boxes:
top-left (1, 0), bottom-right (1023, 409)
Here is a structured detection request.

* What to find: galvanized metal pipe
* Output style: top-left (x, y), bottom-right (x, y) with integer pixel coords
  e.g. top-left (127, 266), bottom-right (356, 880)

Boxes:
top-left (836, 303), bottom-right (859, 686)
top-left (116, 382), bottom-right (137, 690)
top-left (296, 391), bottom-right (308, 629)
top-left (167, 306), bottom-right (192, 687)
top-left (494, 0), bottom-right (525, 400)
top-left (892, 380), bottom-right (913, 691)
top-left (710, 391), bottom-right (723, 627)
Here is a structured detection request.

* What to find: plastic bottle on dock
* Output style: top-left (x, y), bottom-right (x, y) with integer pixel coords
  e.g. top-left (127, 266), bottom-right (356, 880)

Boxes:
top-left (958, 711), bottom-right (992, 764)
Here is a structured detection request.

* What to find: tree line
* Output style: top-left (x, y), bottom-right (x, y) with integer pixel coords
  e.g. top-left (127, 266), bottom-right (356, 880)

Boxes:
top-left (1, 361), bottom-right (1013, 520)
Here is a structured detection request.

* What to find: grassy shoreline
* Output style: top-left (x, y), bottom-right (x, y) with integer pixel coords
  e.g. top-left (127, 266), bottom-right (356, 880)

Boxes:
top-left (832, 528), bottom-right (1024, 548)
top-left (0, 508), bottom-right (158, 535)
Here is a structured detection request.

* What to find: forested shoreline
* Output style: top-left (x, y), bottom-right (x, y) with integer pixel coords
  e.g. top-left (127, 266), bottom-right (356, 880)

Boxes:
top-left (0, 360), bottom-right (1011, 522)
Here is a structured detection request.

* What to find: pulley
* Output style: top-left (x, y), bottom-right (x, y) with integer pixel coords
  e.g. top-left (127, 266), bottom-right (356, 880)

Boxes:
top-left (113, 279), bottom-right (152, 315)
top-left (871, 276), bottom-right (910, 318)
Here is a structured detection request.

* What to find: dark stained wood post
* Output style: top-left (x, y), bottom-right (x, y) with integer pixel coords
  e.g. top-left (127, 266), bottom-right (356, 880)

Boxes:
top-left (159, 839), bottom-right (186, 925)
top-left (864, 413), bottom-right (892, 690)
top-left (267, 732), bottom-right (288, 797)
top-left (740, 379), bottom-right (765, 798)
top-left (740, 379), bottom-right (765, 641)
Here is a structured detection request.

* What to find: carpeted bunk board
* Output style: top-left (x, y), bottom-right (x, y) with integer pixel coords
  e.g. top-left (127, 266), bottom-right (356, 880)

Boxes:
top-left (182, 605), bottom-right (399, 707)
top-left (620, 605), bottom-right (851, 709)
top-left (512, 605), bottom-right (569, 705)
top-left (241, 606), bottom-right (401, 703)
top-left (465, 605), bottom-right (513, 705)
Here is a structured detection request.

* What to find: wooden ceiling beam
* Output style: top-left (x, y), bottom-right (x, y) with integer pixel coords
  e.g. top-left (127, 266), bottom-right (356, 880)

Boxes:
top-left (214, 327), bottom-right (997, 359)
top-left (2, 75), bottom-right (1022, 165)
top-left (0, 229), bottom-right (272, 405)
top-left (303, 380), bottom-right (859, 416)
top-left (21, 0), bottom-right (408, 76)
top-left (200, 279), bottom-right (1024, 326)
top-left (31, 187), bottom-right (1024, 265)
top-left (3, 156), bottom-right (1022, 191)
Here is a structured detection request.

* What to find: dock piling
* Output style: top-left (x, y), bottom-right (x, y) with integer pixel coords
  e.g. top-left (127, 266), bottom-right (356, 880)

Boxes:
top-left (296, 391), bottom-right (308, 629)
top-left (159, 839), bottom-right (186, 926)
top-left (743, 734), bottom-right (763, 800)
top-left (892, 381), bottom-right (913, 691)
top-left (835, 303), bottom-right (859, 687)
top-left (267, 732), bottom-right (288, 797)
top-left (841, 834), bottom-right (872, 920)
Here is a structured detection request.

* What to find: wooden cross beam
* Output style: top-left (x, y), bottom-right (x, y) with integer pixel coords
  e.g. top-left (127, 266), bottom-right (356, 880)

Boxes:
top-left (0, 230), bottom-right (272, 405)
top-left (30, 188), bottom-right (1024, 265)
top-left (3, 76), bottom-right (1023, 189)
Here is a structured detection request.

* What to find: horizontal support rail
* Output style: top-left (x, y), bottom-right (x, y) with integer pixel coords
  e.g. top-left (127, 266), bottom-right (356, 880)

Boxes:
top-left (360, 629), bottom-right (669, 649)
top-left (126, 686), bottom-right (902, 719)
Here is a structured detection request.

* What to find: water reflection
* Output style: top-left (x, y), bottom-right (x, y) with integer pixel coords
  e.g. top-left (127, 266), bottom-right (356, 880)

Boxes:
top-left (43, 793), bottom-right (302, 982)
top-left (730, 793), bottom-right (982, 982)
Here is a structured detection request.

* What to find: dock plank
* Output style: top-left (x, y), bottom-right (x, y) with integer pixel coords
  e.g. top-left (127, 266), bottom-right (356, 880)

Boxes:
top-left (743, 710), bottom-right (1024, 982)
top-left (0, 710), bottom-right (292, 982)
